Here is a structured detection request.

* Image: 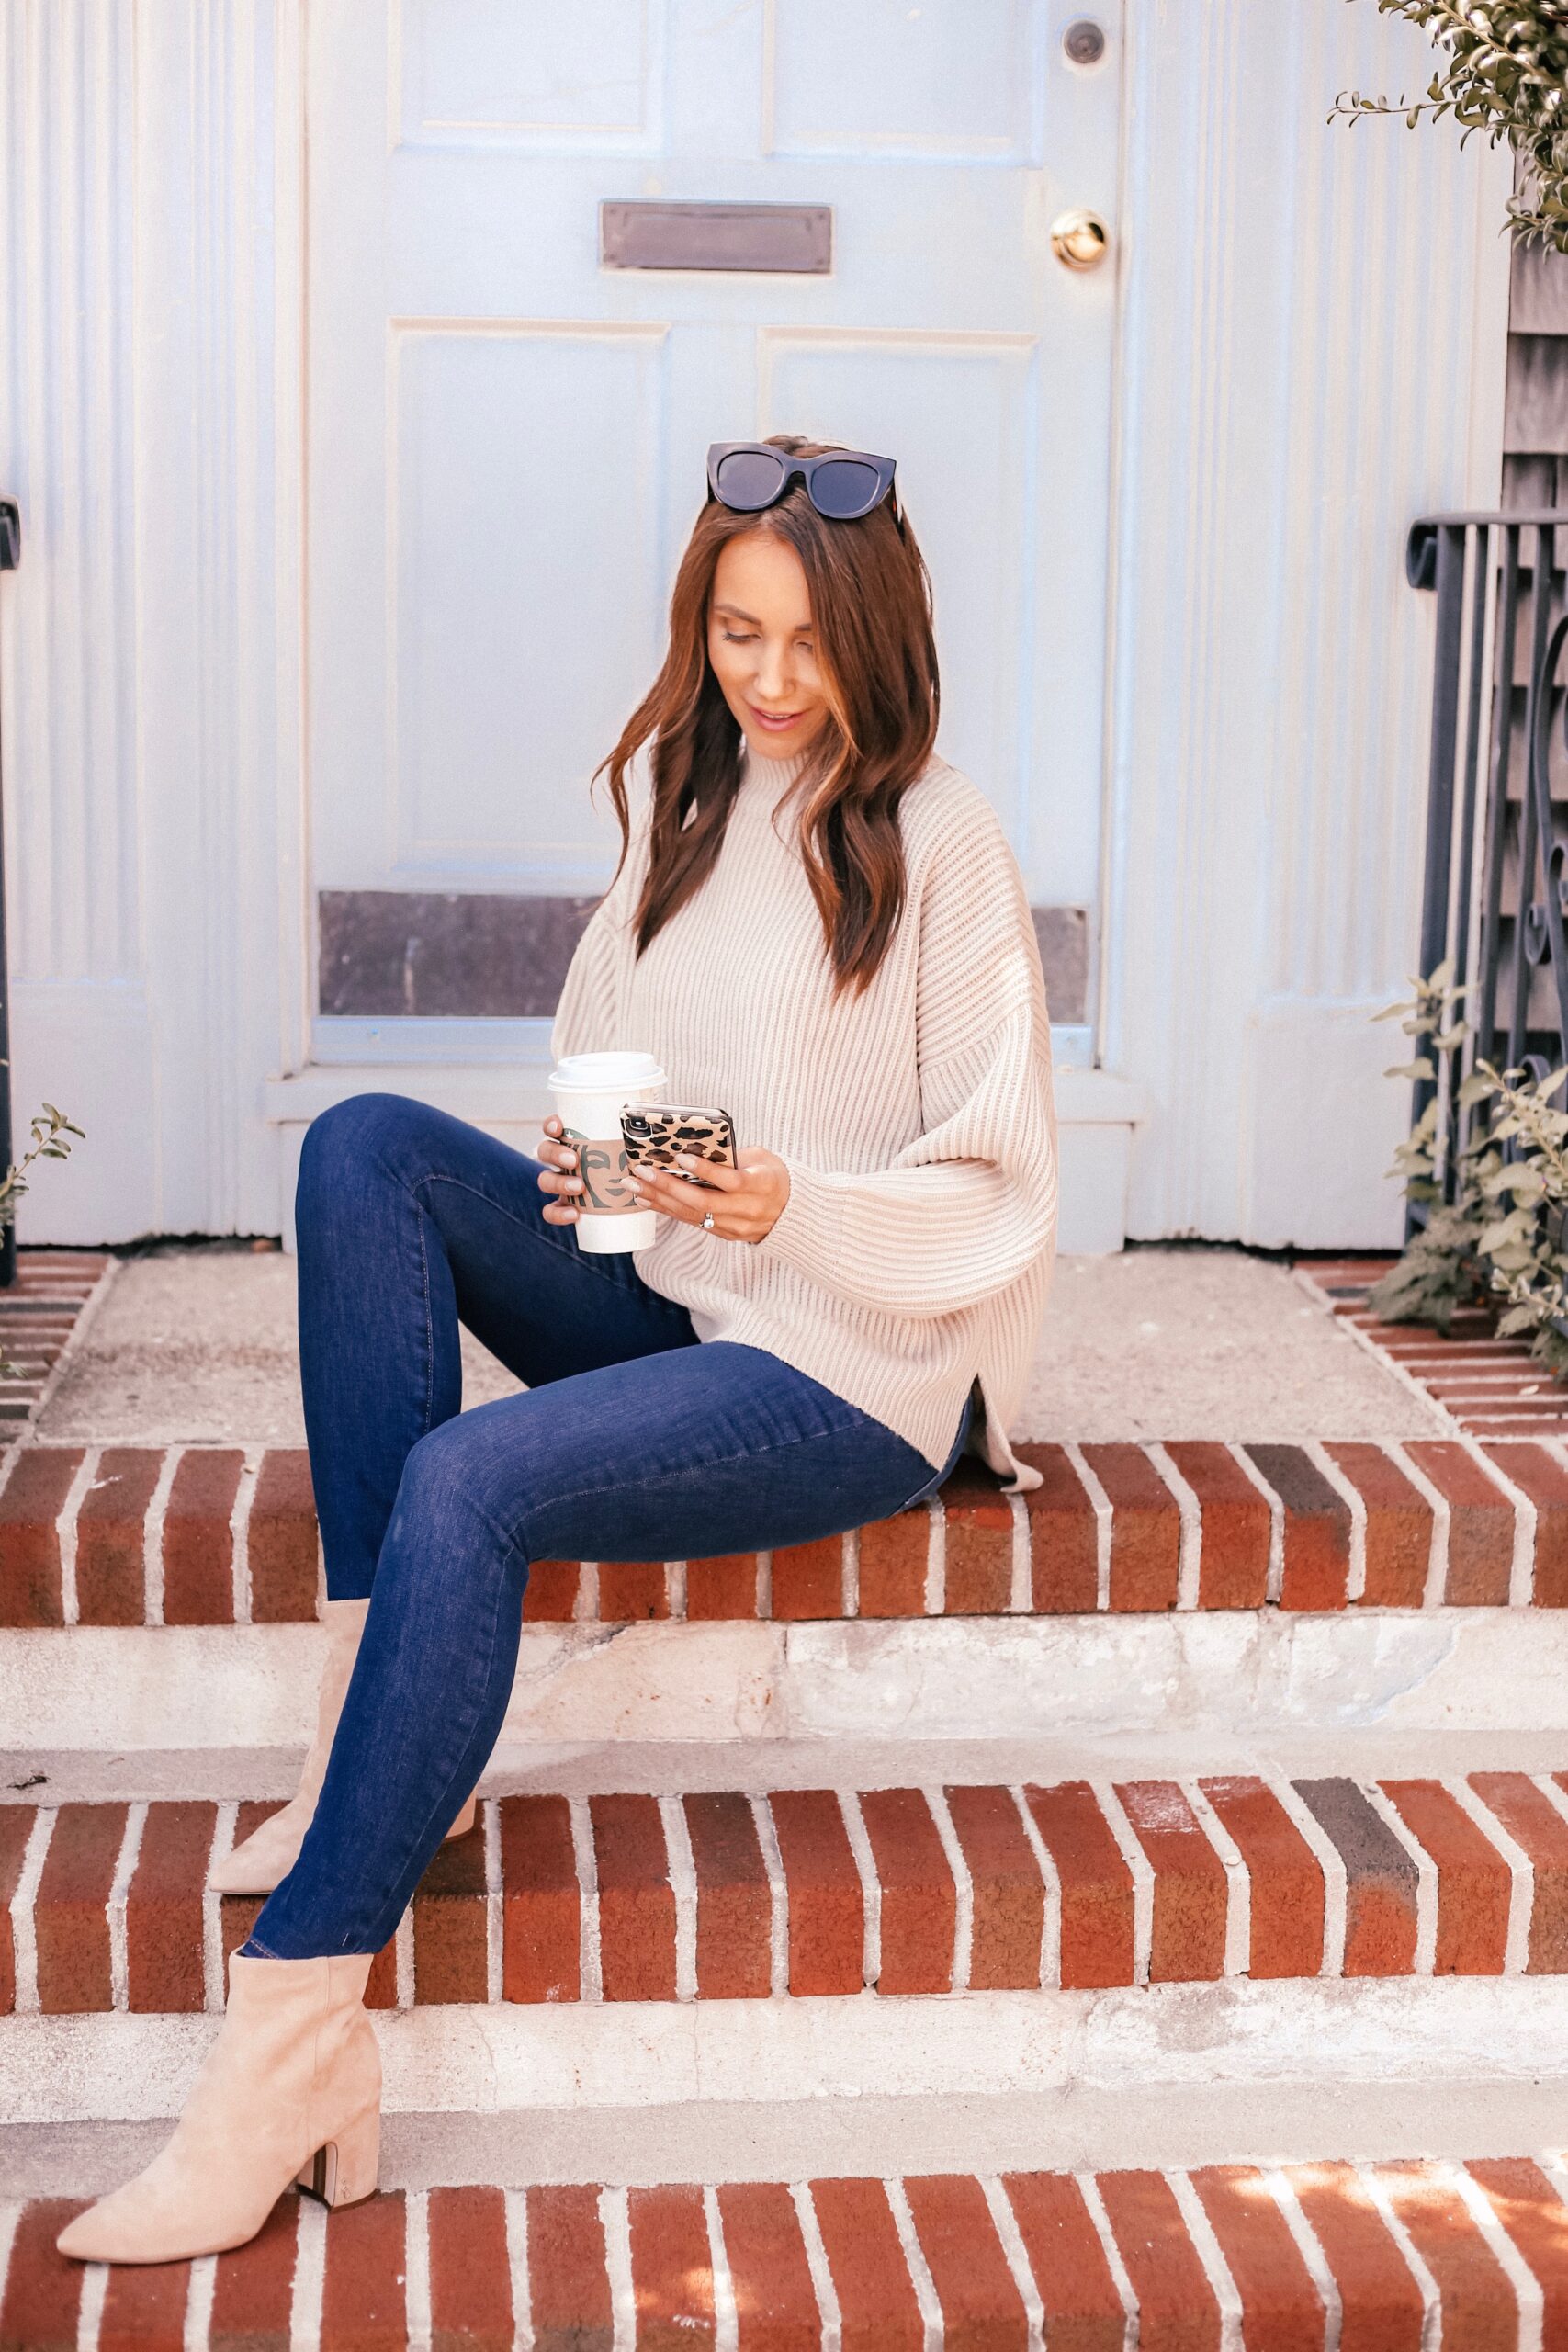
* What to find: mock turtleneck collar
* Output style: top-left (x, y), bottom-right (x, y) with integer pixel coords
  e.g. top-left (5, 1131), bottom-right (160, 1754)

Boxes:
top-left (739, 741), bottom-right (818, 793)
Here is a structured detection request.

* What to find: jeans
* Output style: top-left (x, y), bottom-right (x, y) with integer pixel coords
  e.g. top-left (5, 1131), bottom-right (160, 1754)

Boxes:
top-left (248, 1094), bottom-right (966, 1960)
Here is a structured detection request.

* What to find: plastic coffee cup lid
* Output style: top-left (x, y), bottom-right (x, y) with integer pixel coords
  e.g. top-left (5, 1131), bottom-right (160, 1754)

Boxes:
top-left (548, 1050), bottom-right (668, 1094)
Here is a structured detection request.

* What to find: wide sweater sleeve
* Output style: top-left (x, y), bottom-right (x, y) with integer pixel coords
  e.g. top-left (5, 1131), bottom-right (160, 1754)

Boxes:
top-left (549, 789), bottom-right (649, 1064)
top-left (759, 794), bottom-right (1057, 1320)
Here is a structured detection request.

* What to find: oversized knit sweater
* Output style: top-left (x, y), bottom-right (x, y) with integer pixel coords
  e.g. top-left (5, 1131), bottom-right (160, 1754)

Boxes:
top-left (550, 744), bottom-right (1058, 1490)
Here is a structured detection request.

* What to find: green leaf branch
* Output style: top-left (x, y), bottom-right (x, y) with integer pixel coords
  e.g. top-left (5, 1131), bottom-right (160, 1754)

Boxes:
top-left (1333, 3), bottom-right (1568, 251)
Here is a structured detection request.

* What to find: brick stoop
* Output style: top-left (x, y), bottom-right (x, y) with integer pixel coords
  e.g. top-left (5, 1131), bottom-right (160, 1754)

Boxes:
top-left (13, 1429), bottom-right (1568, 1625)
top-left (1299, 1255), bottom-right (1568, 1441)
top-left (6, 1768), bottom-right (1568, 2015)
top-left (0, 1257), bottom-right (109, 1450)
top-left (6, 2154), bottom-right (1568, 2348)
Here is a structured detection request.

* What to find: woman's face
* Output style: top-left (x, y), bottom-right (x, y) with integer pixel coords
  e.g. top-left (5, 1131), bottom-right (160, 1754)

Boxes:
top-left (706, 529), bottom-right (830, 763)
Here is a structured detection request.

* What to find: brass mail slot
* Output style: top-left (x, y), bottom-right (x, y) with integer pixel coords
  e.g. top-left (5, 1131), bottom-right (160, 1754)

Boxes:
top-left (600, 200), bottom-right (832, 274)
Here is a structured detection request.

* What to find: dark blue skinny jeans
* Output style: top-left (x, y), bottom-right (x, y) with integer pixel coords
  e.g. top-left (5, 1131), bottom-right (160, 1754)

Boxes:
top-left (248, 1093), bottom-right (965, 1959)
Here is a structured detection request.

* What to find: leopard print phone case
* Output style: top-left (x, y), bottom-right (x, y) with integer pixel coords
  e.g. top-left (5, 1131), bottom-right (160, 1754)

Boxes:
top-left (620, 1102), bottom-right (737, 1181)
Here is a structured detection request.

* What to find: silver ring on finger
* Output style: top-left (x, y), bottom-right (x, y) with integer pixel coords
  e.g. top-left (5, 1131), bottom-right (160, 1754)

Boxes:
top-left (702, 1209), bottom-right (716, 1232)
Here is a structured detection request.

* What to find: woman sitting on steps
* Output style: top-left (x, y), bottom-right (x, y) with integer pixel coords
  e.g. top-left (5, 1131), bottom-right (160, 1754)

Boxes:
top-left (59, 434), bottom-right (1059, 2266)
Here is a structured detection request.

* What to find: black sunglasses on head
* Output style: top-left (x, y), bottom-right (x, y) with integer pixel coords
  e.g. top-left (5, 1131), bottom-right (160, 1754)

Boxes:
top-left (706, 441), bottom-right (897, 523)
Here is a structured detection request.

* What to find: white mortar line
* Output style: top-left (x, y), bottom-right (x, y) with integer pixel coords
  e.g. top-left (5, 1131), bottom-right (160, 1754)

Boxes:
top-left (575, 1564), bottom-right (601, 1623)
top-left (923, 1498), bottom-right (946, 1616)
top-left (982, 2176), bottom-right (1044, 2352)
top-left (1458, 1436), bottom-right (1537, 1606)
top-left (183, 2250), bottom-right (217, 2352)
top-left (660, 1795), bottom-right (699, 2005)
top-left (1384, 1442), bottom-right (1451, 1610)
top-left (601, 2187), bottom-right (636, 2352)
top-left (55, 1445), bottom-right (100, 1627)
top-left (394, 1911), bottom-right (415, 2010)
top-left (1182, 1781), bottom-right (1251, 1978)
top-left (405, 2188), bottom-right (433, 2352)
top-left (77, 2259), bottom-right (108, 2350)
top-left (290, 2192), bottom-right (328, 2352)
top-left (1355, 2168), bottom-right (1440, 2352)
top-left (750, 1793), bottom-right (790, 2001)
top-left (925, 1787), bottom-right (972, 1994)
top-left (1063, 1444), bottom-right (1112, 1610)
top-left (1146, 1444), bottom-right (1201, 1611)
top-left (1306, 1442), bottom-right (1369, 1603)
top-left (884, 2180), bottom-right (942, 2352)
top-left (1269, 1777), bottom-right (1349, 1978)
top-left (1445, 1775), bottom-right (1534, 1975)
top-left (1075, 2173), bottom-right (1138, 2352)
top-left (705, 2184), bottom-right (739, 2352)
top-left (108, 1801), bottom-right (148, 2013)
top-left (1007, 1494), bottom-right (1031, 1613)
top-left (1010, 1785), bottom-right (1062, 1990)
top-left (1090, 1781), bottom-right (1153, 1985)
top-left (1225, 1444), bottom-right (1285, 1604)
top-left (1262, 2169), bottom-right (1341, 2352)
top-left (1447, 2164), bottom-right (1541, 2350)
top-left (755, 1550), bottom-right (773, 1620)
top-left (0, 2207), bottom-right (17, 2327)
top-left (484, 1798), bottom-right (503, 2007)
top-left (231, 1448), bottom-right (261, 1625)
top-left (1166, 2172), bottom-right (1244, 2352)
top-left (570, 1797), bottom-right (603, 2004)
top-left (204, 1802), bottom-right (237, 2012)
top-left (665, 1560), bottom-right (687, 1622)
top-left (142, 1443), bottom-right (183, 1628)
top-left (504, 2186), bottom-right (534, 2352)
top-left (792, 2183), bottom-right (841, 2352)
top-left (1359, 1782), bottom-right (1439, 1975)
top-left (1531, 1772), bottom-right (1568, 1839)
top-left (839, 1792), bottom-right (880, 1992)
top-left (841, 1529), bottom-right (859, 1620)
top-left (9, 1806), bottom-right (54, 2014)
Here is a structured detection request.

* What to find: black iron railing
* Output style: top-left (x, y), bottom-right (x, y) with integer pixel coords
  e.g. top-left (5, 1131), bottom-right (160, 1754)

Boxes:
top-left (1407, 509), bottom-right (1568, 1223)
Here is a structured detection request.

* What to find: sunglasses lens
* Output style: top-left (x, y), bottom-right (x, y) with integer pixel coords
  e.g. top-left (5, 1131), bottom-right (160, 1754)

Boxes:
top-left (810, 458), bottom-right (882, 518)
top-left (715, 449), bottom-right (786, 510)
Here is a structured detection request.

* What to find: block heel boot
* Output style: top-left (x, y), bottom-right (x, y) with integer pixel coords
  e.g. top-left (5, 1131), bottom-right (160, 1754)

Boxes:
top-left (208, 1596), bottom-right (477, 1894)
top-left (57, 1951), bottom-right (381, 2266)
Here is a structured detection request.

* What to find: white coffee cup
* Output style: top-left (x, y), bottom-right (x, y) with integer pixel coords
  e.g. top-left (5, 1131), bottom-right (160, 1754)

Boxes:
top-left (547, 1049), bottom-right (669, 1253)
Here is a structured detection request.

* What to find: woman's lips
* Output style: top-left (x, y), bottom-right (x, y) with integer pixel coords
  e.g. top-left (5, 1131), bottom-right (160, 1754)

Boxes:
top-left (749, 704), bottom-right (805, 731)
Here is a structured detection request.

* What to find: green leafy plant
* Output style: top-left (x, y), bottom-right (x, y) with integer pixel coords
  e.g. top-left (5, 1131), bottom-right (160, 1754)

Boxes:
top-left (1369, 967), bottom-right (1568, 1374)
top-left (1332, 3), bottom-right (1568, 250)
top-left (0, 1102), bottom-right (85, 1231)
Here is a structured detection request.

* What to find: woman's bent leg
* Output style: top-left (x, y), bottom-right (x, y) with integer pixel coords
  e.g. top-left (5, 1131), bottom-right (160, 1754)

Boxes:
top-left (249, 1342), bottom-right (942, 1959)
top-left (295, 1093), bottom-right (696, 1598)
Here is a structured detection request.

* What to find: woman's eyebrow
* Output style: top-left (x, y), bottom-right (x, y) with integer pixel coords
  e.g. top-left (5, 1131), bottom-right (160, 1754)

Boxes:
top-left (713, 601), bottom-right (813, 631)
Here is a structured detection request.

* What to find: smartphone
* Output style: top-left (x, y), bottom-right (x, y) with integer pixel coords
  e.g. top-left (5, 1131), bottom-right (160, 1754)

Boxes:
top-left (620, 1102), bottom-right (738, 1185)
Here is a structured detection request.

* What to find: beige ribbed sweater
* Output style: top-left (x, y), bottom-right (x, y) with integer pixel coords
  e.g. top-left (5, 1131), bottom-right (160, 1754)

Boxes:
top-left (551, 745), bottom-right (1058, 1490)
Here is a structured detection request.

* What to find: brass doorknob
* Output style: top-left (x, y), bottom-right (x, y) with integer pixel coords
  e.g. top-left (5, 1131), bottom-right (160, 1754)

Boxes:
top-left (1050, 209), bottom-right (1110, 271)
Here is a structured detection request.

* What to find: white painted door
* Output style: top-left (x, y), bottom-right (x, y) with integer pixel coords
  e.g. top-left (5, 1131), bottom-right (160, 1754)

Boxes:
top-left (306, 0), bottom-right (1121, 1066)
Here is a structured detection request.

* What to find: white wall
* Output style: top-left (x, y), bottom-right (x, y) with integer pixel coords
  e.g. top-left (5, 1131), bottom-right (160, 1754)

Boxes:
top-left (1101, 1), bottom-right (1512, 1246)
top-left (0, 0), bottom-right (1514, 1250)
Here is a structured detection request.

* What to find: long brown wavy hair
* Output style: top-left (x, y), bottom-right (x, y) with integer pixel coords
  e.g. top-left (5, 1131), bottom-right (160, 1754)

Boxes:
top-left (597, 435), bottom-right (940, 994)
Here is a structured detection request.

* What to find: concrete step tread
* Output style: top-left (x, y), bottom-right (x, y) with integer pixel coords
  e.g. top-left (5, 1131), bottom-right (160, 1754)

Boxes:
top-left (9, 1430), bottom-right (1568, 1629)
top-left (6, 2149), bottom-right (1568, 2350)
top-left (9, 1764), bottom-right (1568, 2016)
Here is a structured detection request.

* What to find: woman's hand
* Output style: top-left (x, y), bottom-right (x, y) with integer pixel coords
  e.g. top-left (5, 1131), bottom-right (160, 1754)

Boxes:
top-left (537, 1115), bottom-right (586, 1226)
top-left (631, 1147), bottom-right (790, 1243)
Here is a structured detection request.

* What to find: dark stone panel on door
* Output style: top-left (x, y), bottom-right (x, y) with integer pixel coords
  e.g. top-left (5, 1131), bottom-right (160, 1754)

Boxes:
top-left (321, 889), bottom-right (1091, 1024)
top-left (318, 891), bottom-right (600, 1018)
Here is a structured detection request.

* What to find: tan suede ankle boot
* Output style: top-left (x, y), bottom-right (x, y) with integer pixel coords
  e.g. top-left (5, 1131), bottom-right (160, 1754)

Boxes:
top-left (208, 1597), bottom-right (477, 1894)
top-left (57, 1951), bottom-right (380, 2265)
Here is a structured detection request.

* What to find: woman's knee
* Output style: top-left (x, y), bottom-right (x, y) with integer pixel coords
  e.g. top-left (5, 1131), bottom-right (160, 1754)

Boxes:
top-left (297, 1093), bottom-right (441, 1224)
top-left (386, 1415), bottom-right (523, 1577)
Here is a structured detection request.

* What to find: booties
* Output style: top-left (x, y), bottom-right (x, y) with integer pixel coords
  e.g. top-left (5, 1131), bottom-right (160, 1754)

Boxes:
top-left (57, 1951), bottom-right (380, 2265)
top-left (209, 1597), bottom-right (476, 1893)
